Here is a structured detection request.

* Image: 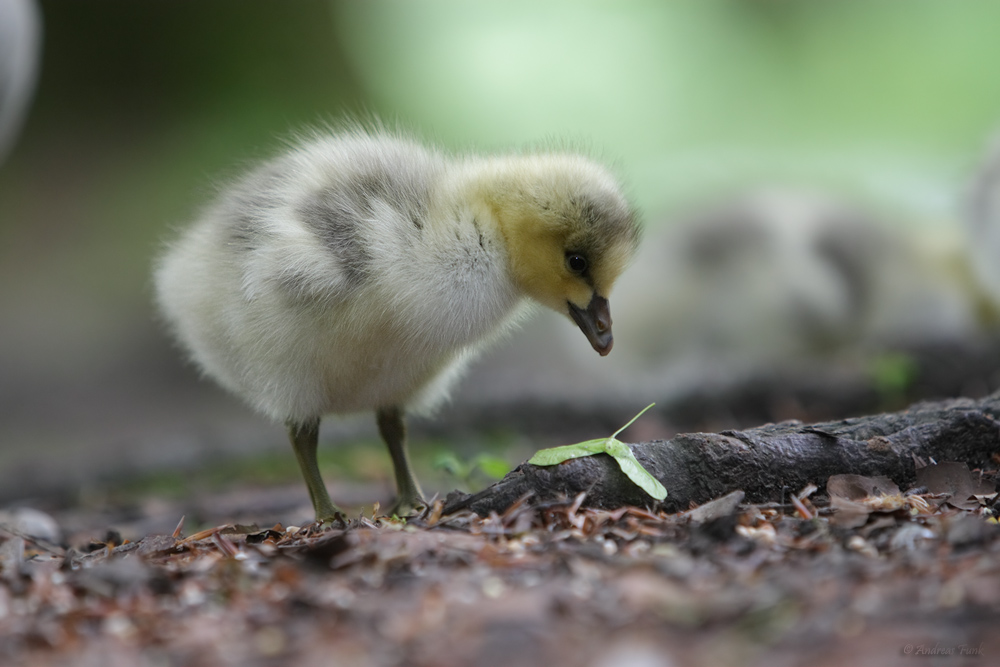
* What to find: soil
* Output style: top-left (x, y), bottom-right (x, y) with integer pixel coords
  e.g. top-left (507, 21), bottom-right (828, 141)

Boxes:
top-left (2, 439), bottom-right (998, 667)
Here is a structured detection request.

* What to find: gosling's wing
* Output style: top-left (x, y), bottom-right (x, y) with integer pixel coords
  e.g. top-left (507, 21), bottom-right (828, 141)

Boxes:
top-left (230, 133), bottom-right (446, 304)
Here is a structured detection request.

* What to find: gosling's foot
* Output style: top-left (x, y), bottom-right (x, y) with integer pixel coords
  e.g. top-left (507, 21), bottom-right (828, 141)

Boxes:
top-left (386, 494), bottom-right (427, 519)
top-left (315, 509), bottom-right (348, 528)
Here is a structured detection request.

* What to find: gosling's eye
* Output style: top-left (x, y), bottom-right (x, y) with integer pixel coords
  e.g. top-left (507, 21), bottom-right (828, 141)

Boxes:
top-left (566, 253), bottom-right (588, 275)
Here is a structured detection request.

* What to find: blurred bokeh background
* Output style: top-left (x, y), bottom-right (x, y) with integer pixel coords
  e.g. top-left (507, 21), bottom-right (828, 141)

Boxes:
top-left (4, 0), bottom-right (1000, 522)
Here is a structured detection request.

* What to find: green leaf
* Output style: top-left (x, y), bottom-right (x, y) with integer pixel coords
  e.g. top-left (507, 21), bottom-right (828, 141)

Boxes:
top-left (528, 438), bottom-right (610, 466)
top-left (432, 452), bottom-right (466, 477)
top-left (526, 404), bottom-right (667, 501)
top-left (606, 443), bottom-right (667, 500)
top-left (473, 455), bottom-right (512, 480)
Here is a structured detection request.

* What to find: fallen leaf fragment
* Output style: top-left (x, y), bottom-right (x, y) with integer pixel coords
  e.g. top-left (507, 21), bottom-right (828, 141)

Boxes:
top-left (916, 462), bottom-right (998, 510)
top-left (684, 490), bottom-right (745, 524)
top-left (827, 474), bottom-right (900, 501)
top-left (171, 515), bottom-right (185, 538)
top-left (827, 474), bottom-right (906, 527)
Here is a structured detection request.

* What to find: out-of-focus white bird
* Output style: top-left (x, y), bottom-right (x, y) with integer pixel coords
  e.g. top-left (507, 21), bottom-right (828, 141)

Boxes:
top-left (155, 127), bottom-right (640, 519)
top-left (0, 0), bottom-right (41, 163)
top-left (608, 189), bottom-right (977, 369)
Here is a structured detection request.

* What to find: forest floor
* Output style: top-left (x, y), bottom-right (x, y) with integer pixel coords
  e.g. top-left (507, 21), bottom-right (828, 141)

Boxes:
top-left (2, 448), bottom-right (998, 667)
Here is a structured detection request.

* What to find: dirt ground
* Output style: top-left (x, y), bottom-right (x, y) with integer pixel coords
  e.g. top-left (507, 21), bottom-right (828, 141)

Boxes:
top-left (1, 458), bottom-right (998, 667)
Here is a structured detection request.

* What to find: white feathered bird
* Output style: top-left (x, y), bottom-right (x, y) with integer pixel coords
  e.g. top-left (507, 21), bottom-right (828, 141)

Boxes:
top-left (155, 127), bottom-right (640, 519)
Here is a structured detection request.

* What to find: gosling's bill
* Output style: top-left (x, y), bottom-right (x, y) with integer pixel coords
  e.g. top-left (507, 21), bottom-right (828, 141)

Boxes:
top-left (154, 127), bottom-right (641, 520)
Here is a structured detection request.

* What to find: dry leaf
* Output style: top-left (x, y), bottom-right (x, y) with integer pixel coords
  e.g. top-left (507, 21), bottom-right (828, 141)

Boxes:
top-left (915, 462), bottom-right (997, 510)
top-left (685, 490), bottom-right (745, 524)
top-left (827, 474), bottom-right (900, 501)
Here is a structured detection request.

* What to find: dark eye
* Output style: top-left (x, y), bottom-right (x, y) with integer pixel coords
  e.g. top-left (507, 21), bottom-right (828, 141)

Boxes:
top-left (566, 253), bottom-right (588, 275)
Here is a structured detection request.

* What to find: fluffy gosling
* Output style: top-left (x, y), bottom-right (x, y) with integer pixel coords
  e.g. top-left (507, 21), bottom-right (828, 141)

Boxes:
top-left (155, 128), bottom-right (640, 520)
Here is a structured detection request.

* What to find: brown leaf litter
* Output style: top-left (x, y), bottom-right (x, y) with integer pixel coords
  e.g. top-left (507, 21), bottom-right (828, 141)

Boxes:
top-left (1, 463), bottom-right (998, 667)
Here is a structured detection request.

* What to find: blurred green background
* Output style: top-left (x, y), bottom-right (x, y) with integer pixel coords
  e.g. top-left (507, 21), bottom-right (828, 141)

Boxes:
top-left (3, 0), bottom-right (1000, 511)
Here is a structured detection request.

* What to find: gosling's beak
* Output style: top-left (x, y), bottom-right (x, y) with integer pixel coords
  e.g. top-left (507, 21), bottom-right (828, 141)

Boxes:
top-left (568, 294), bottom-right (614, 356)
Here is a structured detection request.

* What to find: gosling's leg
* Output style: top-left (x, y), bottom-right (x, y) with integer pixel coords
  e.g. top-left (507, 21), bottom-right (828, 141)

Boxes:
top-left (376, 406), bottom-right (425, 516)
top-left (287, 418), bottom-right (343, 522)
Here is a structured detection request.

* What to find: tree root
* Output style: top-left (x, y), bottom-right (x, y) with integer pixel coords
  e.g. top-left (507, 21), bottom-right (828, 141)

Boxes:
top-left (445, 393), bottom-right (1000, 515)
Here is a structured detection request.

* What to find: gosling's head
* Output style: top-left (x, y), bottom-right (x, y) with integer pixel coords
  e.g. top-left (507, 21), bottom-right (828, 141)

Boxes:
top-left (484, 153), bottom-right (640, 355)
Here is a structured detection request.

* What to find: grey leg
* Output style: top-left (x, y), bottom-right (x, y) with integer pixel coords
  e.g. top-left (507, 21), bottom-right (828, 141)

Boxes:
top-left (287, 418), bottom-right (343, 522)
top-left (376, 406), bottom-right (425, 515)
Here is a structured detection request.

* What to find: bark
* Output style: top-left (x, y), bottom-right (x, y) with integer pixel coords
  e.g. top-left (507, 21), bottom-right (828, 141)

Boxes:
top-left (445, 393), bottom-right (1000, 516)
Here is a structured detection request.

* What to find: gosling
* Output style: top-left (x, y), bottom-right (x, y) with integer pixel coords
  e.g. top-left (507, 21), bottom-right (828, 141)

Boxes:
top-left (155, 127), bottom-right (640, 520)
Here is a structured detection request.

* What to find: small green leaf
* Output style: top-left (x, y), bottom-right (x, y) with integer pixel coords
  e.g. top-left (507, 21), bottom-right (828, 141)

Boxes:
top-left (607, 445), bottom-right (667, 500)
top-left (869, 352), bottom-right (918, 400)
top-left (473, 455), bottom-right (512, 480)
top-left (528, 438), bottom-right (610, 466)
top-left (432, 452), bottom-right (466, 477)
top-left (527, 404), bottom-right (667, 501)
